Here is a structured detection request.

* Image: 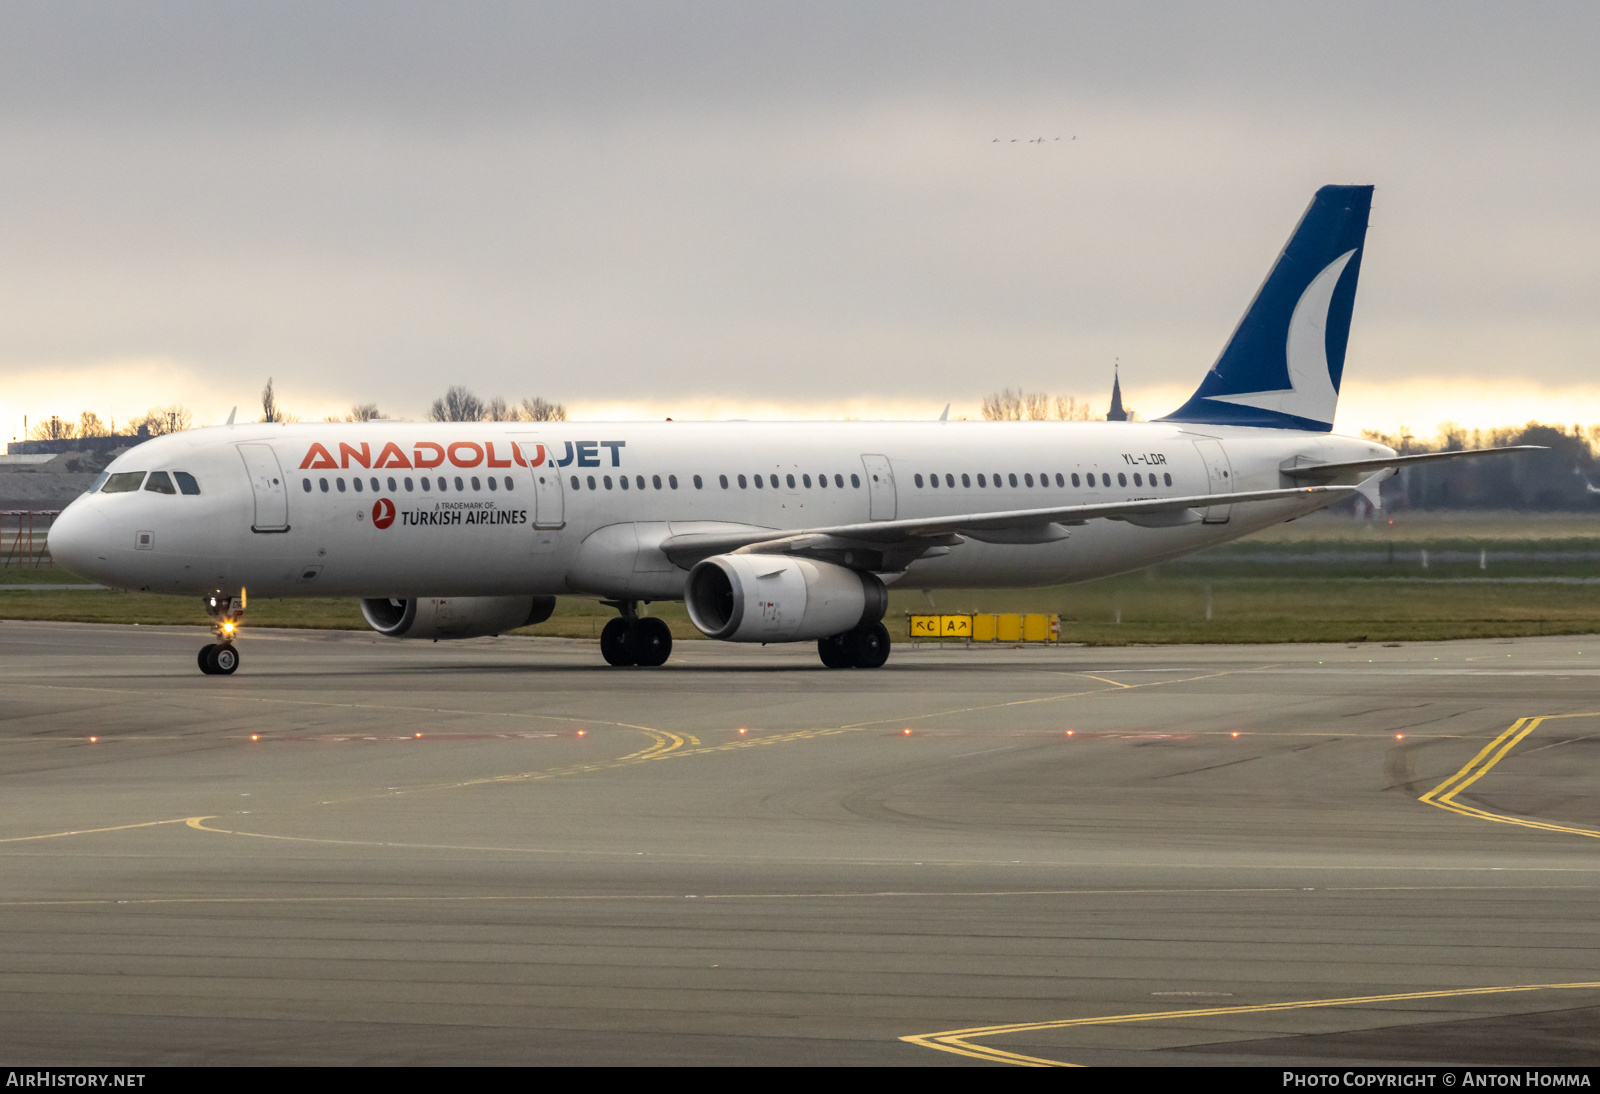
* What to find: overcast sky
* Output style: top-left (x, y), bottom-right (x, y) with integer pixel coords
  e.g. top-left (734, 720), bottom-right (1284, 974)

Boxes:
top-left (2, 2), bottom-right (1597, 436)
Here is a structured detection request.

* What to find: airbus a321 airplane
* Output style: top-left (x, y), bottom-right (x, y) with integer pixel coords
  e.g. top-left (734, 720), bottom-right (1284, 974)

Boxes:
top-left (48, 185), bottom-right (1531, 674)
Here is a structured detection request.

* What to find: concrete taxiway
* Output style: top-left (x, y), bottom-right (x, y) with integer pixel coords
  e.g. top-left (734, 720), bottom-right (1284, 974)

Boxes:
top-left (1, 620), bottom-right (1597, 1066)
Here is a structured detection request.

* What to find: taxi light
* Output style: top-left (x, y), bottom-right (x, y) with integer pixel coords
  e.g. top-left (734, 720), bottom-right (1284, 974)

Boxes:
top-left (89, 736), bottom-right (97, 743)
top-left (250, 734), bottom-right (259, 741)
top-left (1066, 730), bottom-right (1073, 736)
top-left (577, 730), bottom-right (586, 737)
top-left (1231, 732), bottom-right (1239, 737)
top-left (415, 733), bottom-right (422, 738)
top-left (902, 728), bottom-right (913, 736)
top-left (737, 728), bottom-right (746, 735)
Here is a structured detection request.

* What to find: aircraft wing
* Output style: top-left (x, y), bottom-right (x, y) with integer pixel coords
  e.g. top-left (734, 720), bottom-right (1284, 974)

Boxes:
top-left (1280, 446), bottom-right (1544, 480)
top-left (659, 484), bottom-right (1355, 569)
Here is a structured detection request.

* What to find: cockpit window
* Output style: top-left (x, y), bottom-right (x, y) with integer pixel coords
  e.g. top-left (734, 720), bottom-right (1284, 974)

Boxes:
top-left (173, 471), bottom-right (201, 495)
top-left (101, 472), bottom-right (147, 493)
top-left (88, 472), bottom-right (110, 493)
top-left (144, 471), bottom-right (177, 495)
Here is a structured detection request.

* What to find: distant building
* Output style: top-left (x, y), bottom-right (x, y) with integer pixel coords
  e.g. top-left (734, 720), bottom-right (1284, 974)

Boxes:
top-left (7, 433), bottom-right (146, 456)
top-left (1106, 368), bottom-right (1128, 421)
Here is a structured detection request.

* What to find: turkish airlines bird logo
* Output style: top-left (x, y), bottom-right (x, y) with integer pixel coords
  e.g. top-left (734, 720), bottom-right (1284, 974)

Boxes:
top-left (372, 498), bottom-right (396, 529)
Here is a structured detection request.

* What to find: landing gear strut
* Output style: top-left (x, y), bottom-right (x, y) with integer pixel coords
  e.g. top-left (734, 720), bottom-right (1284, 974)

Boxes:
top-left (198, 591), bottom-right (245, 676)
top-left (599, 600), bottom-right (673, 668)
top-left (818, 620), bottom-right (891, 669)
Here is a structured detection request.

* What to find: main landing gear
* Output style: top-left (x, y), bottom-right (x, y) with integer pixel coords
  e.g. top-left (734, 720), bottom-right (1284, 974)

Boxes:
top-left (599, 600), bottom-right (673, 667)
top-left (817, 621), bottom-right (891, 669)
top-left (198, 591), bottom-right (245, 676)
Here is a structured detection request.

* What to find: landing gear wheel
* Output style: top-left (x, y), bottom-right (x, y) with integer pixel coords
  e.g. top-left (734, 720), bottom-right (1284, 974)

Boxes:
top-left (627, 617), bottom-right (673, 667)
top-left (817, 634), bottom-right (851, 669)
top-left (600, 617), bottom-right (636, 666)
top-left (845, 621), bottom-right (891, 669)
top-left (197, 644), bottom-right (218, 675)
top-left (210, 643), bottom-right (240, 675)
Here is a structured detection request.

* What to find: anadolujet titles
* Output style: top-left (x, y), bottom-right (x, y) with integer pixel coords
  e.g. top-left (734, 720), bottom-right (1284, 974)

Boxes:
top-left (48, 186), bottom-right (1536, 673)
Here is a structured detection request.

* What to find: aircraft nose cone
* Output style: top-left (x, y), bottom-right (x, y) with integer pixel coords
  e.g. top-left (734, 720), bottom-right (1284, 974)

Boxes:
top-left (47, 503), bottom-right (111, 581)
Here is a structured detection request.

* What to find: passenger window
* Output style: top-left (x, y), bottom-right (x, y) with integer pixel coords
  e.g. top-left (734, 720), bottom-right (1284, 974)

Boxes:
top-left (619, 476), bottom-right (629, 490)
top-left (976, 474), bottom-right (986, 487)
top-left (817, 474), bottom-right (827, 488)
top-left (144, 471), bottom-right (176, 495)
top-left (320, 478), bottom-right (330, 493)
top-left (336, 478), bottom-right (347, 492)
top-left (387, 477), bottom-right (397, 492)
top-left (175, 471), bottom-right (201, 495)
top-left (455, 476), bottom-right (465, 490)
top-left (1133, 473), bottom-right (1142, 486)
top-left (914, 474), bottom-right (924, 488)
top-left (1164, 473), bottom-right (1172, 487)
top-left (737, 474), bottom-right (747, 488)
top-left (504, 477), bottom-right (514, 490)
top-left (571, 476), bottom-right (580, 490)
top-left (353, 477), bottom-right (364, 492)
top-left (1071, 473), bottom-right (1080, 487)
top-left (1008, 473), bottom-right (1018, 488)
top-left (653, 475), bottom-right (662, 490)
top-left (1024, 473), bottom-right (1034, 487)
top-left (101, 472), bottom-right (146, 493)
top-left (850, 474), bottom-right (860, 488)
top-left (802, 474), bottom-right (811, 488)
top-left (961, 473), bottom-right (970, 487)
top-left (1102, 473), bottom-right (1111, 487)
top-left (369, 477), bottom-right (379, 492)
top-left (604, 476), bottom-right (613, 489)
top-left (405, 477), bottom-right (414, 491)
top-left (786, 473), bottom-right (795, 488)
top-left (1117, 473), bottom-right (1127, 487)
top-left (994, 472), bottom-right (1002, 486)
top-left (769, 474), bottom-right (778, 488)
top-left (1055, 473), bottom-right (1064, 487)
top-left (421, 477), bottom-right (431, 491)
top-left (587, 475), bottom-right (597, 490)
top-left (302, 478), bottom-right (312, 493)
top-left (754, 475), bottom-right (763, 489)
top-left (488, 477), bottom-right (498, 491)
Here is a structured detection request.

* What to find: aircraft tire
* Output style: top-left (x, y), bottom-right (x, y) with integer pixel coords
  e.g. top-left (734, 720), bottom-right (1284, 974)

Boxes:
top-left (846, 622), bottom-right (891, 669)
top-left (628, 617), bottom-right (673, 667)
top-left (817, 634), bottom-right (852, 669)
top-left (600, 618), bottom-right (636, 666)
top-left (212, 643), bottom-right (240, 675)
top-left (197, 644), bottom-right (218, 675)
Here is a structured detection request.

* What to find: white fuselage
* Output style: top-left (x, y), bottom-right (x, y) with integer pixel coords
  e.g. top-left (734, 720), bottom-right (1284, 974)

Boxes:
top-left (49, 420), bottom-right (1390, 600)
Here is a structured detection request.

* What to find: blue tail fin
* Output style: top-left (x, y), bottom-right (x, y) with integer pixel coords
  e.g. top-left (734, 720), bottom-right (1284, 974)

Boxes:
top-left (1161, 185), bottom-right (1373, 432)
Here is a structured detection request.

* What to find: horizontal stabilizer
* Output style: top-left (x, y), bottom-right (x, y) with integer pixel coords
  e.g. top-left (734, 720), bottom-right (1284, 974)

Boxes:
top-left (1280, 446), bottom-right (1545, 481)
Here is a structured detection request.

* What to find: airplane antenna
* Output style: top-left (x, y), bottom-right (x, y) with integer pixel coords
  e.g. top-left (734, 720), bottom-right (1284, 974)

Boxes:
top-left (225, 406), bottom-right (236, 427)
top-left (938, 404), bottom-right (950, 422)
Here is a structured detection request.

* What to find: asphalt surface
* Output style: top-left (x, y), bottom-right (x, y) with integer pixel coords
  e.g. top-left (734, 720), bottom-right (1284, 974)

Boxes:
top-left (2, 620), bottom-right (1598, 1066)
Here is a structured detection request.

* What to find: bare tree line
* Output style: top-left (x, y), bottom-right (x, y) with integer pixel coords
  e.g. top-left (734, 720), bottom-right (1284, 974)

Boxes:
top-left (428, 386), bottom-right (567, 423)
top-left (981, 389), bottom-right (1120, 421)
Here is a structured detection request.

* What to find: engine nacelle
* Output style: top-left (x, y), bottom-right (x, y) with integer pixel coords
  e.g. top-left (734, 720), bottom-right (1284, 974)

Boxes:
top-left (360, 596), bottom-right (556, 640)
top-left (684, 555), bottom-right (886, 642)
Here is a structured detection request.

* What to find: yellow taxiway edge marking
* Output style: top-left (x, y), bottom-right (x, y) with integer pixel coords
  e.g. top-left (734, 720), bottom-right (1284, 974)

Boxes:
top-left (0, 817), bottom-right (193, 844)
top-left (902, 981), bottom-right (1600, 1067)
top-left (1419, 714), bottom-right (1600, 839)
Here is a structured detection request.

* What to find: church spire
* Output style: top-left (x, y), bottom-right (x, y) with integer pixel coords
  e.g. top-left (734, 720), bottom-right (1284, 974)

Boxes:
top-left (1107, 362), bottom-right (1128, 421)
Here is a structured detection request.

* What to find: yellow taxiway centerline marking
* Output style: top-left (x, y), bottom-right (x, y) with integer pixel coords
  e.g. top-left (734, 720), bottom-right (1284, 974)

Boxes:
top-left (1419, 712), bottom-right (1600, 839)
top-left (903, 981), bottom-right (1600, 1067)
top-left (0, 817), bottom-right (194, 844)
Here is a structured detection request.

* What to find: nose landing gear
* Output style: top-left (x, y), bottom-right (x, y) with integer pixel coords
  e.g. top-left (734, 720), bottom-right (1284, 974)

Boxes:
top-left (198, 591), bottom-right (245, 676)
top-left (598, 600), bottom-right (673, 667)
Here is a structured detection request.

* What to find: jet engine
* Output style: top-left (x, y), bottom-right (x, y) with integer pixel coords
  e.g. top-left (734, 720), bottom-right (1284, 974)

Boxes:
top-left (684, 555), bottom-right (887, 642)
top-left (360, 596), bottom-right (556, 640)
